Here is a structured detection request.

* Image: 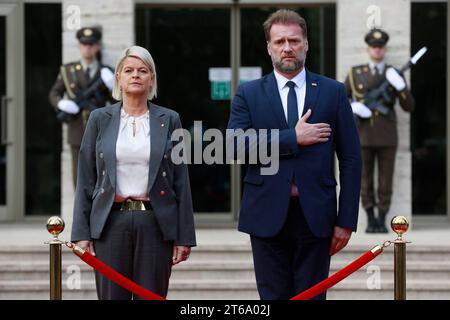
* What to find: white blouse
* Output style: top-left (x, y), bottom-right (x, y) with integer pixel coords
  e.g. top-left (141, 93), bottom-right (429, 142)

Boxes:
top-left (115, 108), bottom-right (151, 200)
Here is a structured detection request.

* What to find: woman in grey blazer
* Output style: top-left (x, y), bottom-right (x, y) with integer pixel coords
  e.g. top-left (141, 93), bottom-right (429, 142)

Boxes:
top-left (70, 45), bottom-right (196, 300)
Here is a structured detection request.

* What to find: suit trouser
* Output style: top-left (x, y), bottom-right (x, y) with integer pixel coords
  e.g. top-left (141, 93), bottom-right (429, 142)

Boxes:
top-left (250, 197), bottom-right (332, 300)
top-left (93, 210), bottom-right (173, 300)
top-left (71, 145), bottom-right (79, 188)
top-left (361, 146), bottom-right (397, 213)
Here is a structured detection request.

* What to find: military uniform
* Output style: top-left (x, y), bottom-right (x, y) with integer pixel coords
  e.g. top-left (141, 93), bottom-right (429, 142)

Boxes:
top-left (49, 27), bottom-right (114, 187)
top-left (344, 29), bottom-right (415, 232)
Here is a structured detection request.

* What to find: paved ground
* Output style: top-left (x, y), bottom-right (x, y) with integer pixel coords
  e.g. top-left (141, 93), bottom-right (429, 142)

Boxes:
top-left (0, 215), bottom-right (449, 247)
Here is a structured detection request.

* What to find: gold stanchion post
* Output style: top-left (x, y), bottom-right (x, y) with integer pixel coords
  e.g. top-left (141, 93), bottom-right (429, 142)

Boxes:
top-left (45, 216), bottom-right (65, 300)
top-left (391, 216), bottom-right (410, 300)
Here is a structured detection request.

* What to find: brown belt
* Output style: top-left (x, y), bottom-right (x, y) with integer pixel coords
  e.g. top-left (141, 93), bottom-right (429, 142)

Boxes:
top-left (111, 199), bottom-right (153, 211)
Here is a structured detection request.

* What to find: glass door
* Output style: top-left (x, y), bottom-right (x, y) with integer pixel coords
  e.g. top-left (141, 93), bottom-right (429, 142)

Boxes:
top-left (136, 6), bottom-right (233, 223)
top-left (0, 3), bottom-right (24, 221)
top-left (0, 12), bottom-right (6, 210)
top-left (411, 3), bottom-right (447, 215)
top-left (135, 3), bottom-right (336, 225)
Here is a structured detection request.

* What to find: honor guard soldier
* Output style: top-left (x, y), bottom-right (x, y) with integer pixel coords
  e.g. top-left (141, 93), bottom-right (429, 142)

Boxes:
top-left (49, 27), bottom-right (115, 187)
top-left (344, 28), bottom-right (415, 233)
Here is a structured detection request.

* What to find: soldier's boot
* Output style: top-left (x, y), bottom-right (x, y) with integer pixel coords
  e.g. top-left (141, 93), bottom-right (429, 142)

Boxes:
top-left (365, 207), bottom-right (377, 233)
top-left (376, 211), bottom-right (389, 233)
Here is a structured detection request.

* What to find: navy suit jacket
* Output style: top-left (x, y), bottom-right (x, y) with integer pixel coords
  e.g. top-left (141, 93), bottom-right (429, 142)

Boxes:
top-left (227, 70), bottom-right (362, 238)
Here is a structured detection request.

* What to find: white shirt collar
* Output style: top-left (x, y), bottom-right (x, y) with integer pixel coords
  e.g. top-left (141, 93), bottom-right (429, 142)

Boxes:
top-left (369, 60), bottom-right (385, 73)
top-left (273, 68), bottom-right (306, 91)
top-left (80, 59), bottom-right (99, 72)
top-left (120, 108), bottom-right (150, 120)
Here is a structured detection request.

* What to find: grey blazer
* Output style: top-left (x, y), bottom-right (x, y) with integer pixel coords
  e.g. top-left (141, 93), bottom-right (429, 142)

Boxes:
top-left (70, 101), bottom-right (196, 247)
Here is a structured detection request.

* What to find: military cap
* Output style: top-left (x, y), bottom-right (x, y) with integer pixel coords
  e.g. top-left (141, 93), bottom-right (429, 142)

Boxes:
top-left (76, 27), bottom-right (102, 44)
top-left (364, 28), bottom-right (389, 47)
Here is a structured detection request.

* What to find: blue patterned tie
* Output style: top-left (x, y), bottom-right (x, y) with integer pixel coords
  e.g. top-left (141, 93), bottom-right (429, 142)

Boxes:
top-left (286, 81), bottom-right (298, 128)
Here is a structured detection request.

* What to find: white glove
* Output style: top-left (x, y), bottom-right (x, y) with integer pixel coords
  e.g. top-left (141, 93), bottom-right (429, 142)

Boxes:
top-left (100, 67), bottom-right (114, 91)
top-left (386, 67), bottom-right (406, 91)
top-left (351, 101), bottom-right (372, 119)
top-left (57, 99), bottom-right (80, 114)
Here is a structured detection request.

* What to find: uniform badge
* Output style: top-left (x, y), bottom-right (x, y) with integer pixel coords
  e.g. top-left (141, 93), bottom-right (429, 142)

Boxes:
top-left (83, 28), bottom-right (93, 37)
top-left (374, 31), bottom-right (382, 39)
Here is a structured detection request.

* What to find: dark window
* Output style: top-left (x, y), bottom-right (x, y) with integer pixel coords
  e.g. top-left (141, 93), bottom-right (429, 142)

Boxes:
top-left (0, 16), bottom-right (6, 205)
top-left (136, 7), bottom-right (231, 213)
top-left (135, 5), bottom-right (336, 215)
top-left (411, 2), bottom-right (447, 215)
top-left (241, 6), bottom-right (336, 79)
top-left (25, 3), bottom-right (62, 215)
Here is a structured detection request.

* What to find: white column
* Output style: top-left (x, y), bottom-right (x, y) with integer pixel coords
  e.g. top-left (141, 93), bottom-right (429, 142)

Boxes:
top-left (60, 0), bottom-right (134, 227)
top-left (337, 0), bottom-right (412, 230)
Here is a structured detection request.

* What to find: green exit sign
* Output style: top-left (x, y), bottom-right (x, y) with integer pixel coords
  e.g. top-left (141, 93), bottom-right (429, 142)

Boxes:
top-left (209, 67), bottom-right (262, 101)
top-left (211, 81), bottom-right (231, 100)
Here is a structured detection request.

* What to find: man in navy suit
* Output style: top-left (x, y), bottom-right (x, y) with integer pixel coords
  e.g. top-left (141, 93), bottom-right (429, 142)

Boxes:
top-left (227, 9), bottom-right (362, 300)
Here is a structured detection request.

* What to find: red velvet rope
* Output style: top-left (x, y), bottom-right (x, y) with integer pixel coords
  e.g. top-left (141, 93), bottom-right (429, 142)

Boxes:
top-left (80, 251), bottom-right (165, 300)
top-left (66, 243), bottom-right (382, 301)
top-left (290, 247), bottom-right (383, 300)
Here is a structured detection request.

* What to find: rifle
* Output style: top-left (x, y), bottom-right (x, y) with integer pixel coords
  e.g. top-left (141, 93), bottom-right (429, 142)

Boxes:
top-left (363, 46), bottom-right (428, 115)
top-left (57, 76), bottom-right (107, 123)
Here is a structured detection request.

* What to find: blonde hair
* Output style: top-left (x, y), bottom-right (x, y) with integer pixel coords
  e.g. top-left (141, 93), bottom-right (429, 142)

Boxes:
top-left (112, 45), bottom-right (158, 100)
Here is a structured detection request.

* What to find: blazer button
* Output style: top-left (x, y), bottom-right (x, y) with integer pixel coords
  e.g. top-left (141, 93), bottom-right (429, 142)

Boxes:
top-left (99, 152), bottom-right (104, 158)
top-left (162, 171), bottom-right (167, 177)
top-left (102, 170), bottom-right (106, 176)
top-left (100, 188), bottom-right (105, 194)
top-left (160, 190), bottom-right (166, 196)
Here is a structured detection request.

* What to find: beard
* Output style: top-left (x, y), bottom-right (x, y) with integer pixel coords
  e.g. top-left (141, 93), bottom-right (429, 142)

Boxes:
top-left (272, 54), bottom-right (305, 74)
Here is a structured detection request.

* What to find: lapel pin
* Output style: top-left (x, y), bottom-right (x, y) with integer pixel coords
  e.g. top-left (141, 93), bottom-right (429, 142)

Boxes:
top-left (312, 82), bottom-right (318, 87)
top-left (161, 123), bottom-right (165, 127)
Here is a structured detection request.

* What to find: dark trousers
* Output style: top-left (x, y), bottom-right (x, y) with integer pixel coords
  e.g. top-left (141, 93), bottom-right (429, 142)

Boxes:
top-left (361, 146), bottom-right (397, 213)
top-left (71, 145), bottom-right (79, 188)
top-left (250, 197), bottom-right (331, 300)
top-left (93, 210), bottom-right (173, 300)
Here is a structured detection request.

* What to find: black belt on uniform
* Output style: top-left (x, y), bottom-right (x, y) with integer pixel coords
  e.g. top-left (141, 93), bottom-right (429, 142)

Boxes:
top-left (111, 200), bottom-right (153, 211)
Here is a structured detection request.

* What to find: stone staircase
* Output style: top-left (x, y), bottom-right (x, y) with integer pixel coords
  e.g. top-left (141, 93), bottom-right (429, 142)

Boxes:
top-left (1, 243), bottom-right (450, 300)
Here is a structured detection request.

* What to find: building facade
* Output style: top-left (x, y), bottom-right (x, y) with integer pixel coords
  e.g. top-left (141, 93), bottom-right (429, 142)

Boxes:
top-left (0, 0), bottom-right (448, 231)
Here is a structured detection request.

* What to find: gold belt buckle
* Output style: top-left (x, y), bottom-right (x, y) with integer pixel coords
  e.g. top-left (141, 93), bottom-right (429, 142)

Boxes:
top-left (121, 199), bottom-right (146, 211)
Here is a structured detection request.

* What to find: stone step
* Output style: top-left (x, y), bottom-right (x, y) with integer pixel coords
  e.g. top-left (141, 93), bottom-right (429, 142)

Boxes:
top-left (0, 261), bottom-right (94, 281)
top-left (3, 244), bottom-right (450, 262)
top-left (2, 244), bottom-right (450, 300)
top-left (1, 259), bottom-right (450, 281)
top-left (168, 279), bottom-right (450, 300)
top-left (0, 246), bottom-right (82, 262)
top-left (171, 260), bottom-right (450, 281)
top-left (1, 279), bottom-right (449, 300)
